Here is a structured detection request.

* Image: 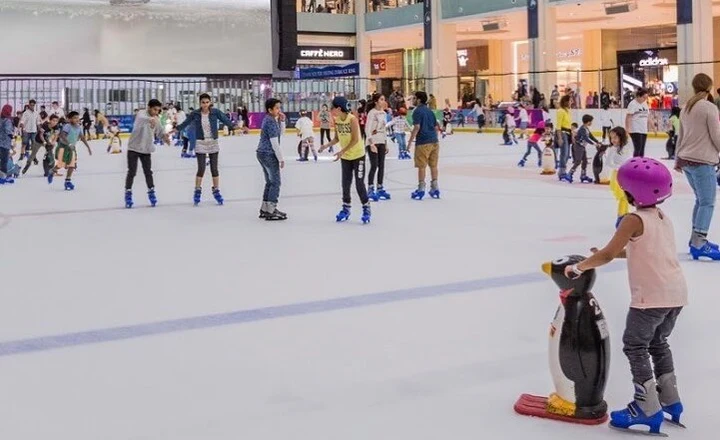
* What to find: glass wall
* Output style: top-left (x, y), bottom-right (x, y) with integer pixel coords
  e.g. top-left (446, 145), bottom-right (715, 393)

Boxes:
top-left (298, 0), bottom-right (355, 14)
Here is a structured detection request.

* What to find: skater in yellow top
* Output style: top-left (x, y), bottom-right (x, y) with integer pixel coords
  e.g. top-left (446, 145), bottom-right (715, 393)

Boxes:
top-left (318, 97), bottom-right (371, 224)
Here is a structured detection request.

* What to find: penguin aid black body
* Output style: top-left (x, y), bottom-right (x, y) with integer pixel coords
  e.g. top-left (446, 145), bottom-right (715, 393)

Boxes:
top-left (514, 255), bottom-right (611, 425)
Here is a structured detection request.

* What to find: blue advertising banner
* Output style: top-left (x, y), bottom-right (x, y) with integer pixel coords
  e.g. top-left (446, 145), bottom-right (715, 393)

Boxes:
top-left (528, 0), bottom-right (539, 39)
top-left (423, 0), bottom-right (432, 50)
top-left (677, 0), bottom-right (692, 25)
top-left (107, 115), bottom-right (135, 133)
top-left (298, 63), bottom-right (359, 79)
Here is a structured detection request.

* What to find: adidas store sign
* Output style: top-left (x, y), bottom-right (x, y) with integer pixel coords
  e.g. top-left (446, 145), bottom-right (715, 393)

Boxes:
top-left (638, 57), bottom-right (669, 67)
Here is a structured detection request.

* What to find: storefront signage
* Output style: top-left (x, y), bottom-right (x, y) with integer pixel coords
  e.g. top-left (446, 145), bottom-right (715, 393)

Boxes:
top-left (520, 48), bottom-right (582, 61)
top-left (639, 57), bottom-right (669, 66)
top-left (456, 50), bottom-right (469, 67)
top-left (297, 46), bottom-right (356, 61)
top-left (371, 59), bottom-right (386, 75)
top-left (298, 62), bottom-right (360, 79)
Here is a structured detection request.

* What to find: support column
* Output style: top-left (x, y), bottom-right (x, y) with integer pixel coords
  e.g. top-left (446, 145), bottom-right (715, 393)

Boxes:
top-left (528, 0), bottom-right (557, 100)
top-left (677, 0), bottom-right (713, 104)
top-left (582, 29), bottom-right (603, 101)
top-left (355, 0), bottom-right (371, 100)
top-left (487, 39), bottom-right (514, 102)
top-left (424, 0), bottom-right (458, 105)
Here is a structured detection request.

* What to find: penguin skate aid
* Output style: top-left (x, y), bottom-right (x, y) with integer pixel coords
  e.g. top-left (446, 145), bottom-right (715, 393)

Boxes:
top-left (516, 158), bottom-right (689, 436)
top-left (514, 255), bottom-right (611, 426)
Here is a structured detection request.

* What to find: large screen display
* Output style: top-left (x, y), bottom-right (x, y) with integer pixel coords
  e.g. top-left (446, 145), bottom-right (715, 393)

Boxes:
top-left (0, 0), bottom-right (272, 75)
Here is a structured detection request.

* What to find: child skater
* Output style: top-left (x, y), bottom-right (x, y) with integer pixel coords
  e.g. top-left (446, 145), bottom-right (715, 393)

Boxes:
top-left (564, 116), bottom-right (598, 183)
top-left (295, 110), bottom-right (316, 162)
top-left (518, 121), bottom-right (545, 168)
top-left (23, 114), bottom-right (59, 176)
top-left (502, 109), bottom-right (518, 145)
top-left (256, 98), bottom-right (287, 221)
top-left (106, 120), bottom-right (122, 153)
top-left (390, 107), bottom-right (411, 160)
top-left (366, 93), bottom-right (390, 202)
top-left (606, 127), bottom-right (632, 227)
top-left (48, 111), bottom-right (92, 190)
top-left (565, 158), bottom-right (687, 436)
top-left (318, 96), bottom-right (371, 224)
top-left (599, 103), bottom-right (614, 142)
top-left (124, 99), bottom-right (170, 209)
top-left (174, 93), bottom-right (240, 206)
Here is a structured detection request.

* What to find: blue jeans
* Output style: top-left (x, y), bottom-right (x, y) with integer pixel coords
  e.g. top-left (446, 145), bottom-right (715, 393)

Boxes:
top-left (22, 132), bottom-right (34, 153)
top-left (558, 132), bottom-right (570, 173)
top-left (395, 132), bottom-right (407, 152)
top-left (257, 152), bottom-right (281, 203)
top-left (683, 164), bottom-right (717, 235)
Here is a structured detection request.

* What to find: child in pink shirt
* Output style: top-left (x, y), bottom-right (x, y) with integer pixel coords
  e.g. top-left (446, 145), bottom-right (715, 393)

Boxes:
top-left (565, 157), bottom-right (687, 435)
top-left (517, 121), bottom-right (545, 168)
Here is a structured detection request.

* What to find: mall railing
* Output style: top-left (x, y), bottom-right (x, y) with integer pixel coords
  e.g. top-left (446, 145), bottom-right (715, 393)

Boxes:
top-left (365, 1), bottom-right (423, 31)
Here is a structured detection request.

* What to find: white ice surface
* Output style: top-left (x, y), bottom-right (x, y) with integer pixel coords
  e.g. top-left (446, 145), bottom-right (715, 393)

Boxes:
top-left (0, 133), bottom-right (717, 440)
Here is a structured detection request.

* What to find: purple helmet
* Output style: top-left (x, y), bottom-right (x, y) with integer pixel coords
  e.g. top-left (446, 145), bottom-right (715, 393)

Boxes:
top-left (617, 158), bottom-right (673, 207)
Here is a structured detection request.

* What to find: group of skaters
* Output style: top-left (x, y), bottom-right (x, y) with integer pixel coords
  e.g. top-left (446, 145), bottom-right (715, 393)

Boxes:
top-left (1, 90), bottom-right (444, 225)
top-left (509, 79), bottom-right (720, 261)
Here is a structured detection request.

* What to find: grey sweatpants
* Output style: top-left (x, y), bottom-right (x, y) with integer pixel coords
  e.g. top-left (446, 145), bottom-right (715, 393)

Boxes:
top-left (623, 307), bottom-right (683, 384)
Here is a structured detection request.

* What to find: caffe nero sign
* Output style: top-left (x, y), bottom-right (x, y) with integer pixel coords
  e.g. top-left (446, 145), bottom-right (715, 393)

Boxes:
top-left (297, 46), bottom-right (356, 61)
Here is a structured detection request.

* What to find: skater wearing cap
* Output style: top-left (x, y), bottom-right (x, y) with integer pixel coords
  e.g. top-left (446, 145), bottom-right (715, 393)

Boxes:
top-left (318, 96), bottom-right (371, 224)
top-left (407, 91), bottom-right (442, 200)
top-left (565, 158), bottom-right (687, 436)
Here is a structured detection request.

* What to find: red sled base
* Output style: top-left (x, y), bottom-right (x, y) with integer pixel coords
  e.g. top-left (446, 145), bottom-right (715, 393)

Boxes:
top-left (514, 394), bottom-right (608, 426)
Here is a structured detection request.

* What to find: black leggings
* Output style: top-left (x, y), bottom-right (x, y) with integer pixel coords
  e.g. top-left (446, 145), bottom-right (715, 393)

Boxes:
top-left (630, 133), bottom-right (647, 157)
top-left (126, 150), bottom-right (154, 190)
top-left (196, 152), bottom-right (219, 178)
top-left (367, 143), bottom-right (386, 186)
top-left (320, 128), bottom-right (331, 145)
top-left (341, 157), bottom-right (369, 205)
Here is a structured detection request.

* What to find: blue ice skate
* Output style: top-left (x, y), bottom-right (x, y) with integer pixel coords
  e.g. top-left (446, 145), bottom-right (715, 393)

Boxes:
top-left (411, 189), bottom-right (425, 200)
top-left (609, 403), bottom-right (666, 437)
top-left (64, 180), bottom-right (75, 191)
top-left (538, 159), bottom-right (542, 167)
top-left (368, 185), bottom-right (379, 202)
top-left (193, 188), bottom-right (202, 206)
top-left (559, 173), bottom-right (573, 183)
top-left (148, 189), bottom-right (157, 207)
top-left (690, 242), bottom-right (720, 261)
top-left (125, 190), bottom-right (134, 208)
top-left (47, 171), bottom-right (54, 184)
top-left (212, 187), bottom-right (224, 205)
top-left (429, 189), bottom-right (441, 199)
top-left (661, 402), bottom-right (685, 428)
top-left (517, 159), bottom-right (526, 167)
top-left (376, 186), bottom-right (391, 200)
top-left (361, 205), bottom-right (371, 224)
top-left (580, 175), bottom-right (594, 184)
top-left (336, 204), bottom-right (351, 222)
top-left (0, 177), bottom-right (13, 184)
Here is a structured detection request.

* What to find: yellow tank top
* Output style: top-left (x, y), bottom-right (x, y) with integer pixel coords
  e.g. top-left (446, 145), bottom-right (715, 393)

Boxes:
top-left (334, 113), bottom-right (365, 161)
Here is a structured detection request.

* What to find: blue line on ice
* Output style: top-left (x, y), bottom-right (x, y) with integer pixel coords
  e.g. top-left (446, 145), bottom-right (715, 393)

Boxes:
top-left (0, 264), bottom-right (626, 357)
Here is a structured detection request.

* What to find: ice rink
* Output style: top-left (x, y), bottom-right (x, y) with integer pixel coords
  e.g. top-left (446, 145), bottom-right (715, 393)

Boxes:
top-left (0, 132), bottom-right (717, 440)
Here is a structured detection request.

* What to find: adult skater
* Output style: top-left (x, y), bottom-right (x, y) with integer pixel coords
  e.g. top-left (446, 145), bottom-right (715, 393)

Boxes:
top-left (407, 91), bottom-right (442, 200)
top-left (566, 158), bottom-right (687, 436)
top-left (124, 99), bottom-right (170, 208)
top-left (18, 99), bottom-right (41, 159)
top-left (556, 95), bottom-right (573, 181)
top-left (174, 93), bottom-right (240, 206)
top-left (319, 104), bottom-right (333, 149)
top-left (365, 93), bottom-right (390, 201)
top-left (318, 96), bottom-right (371, 224)
top-left (0, 104), bottom-right (14, 184)
top-left (675, 73), bottom-right (720, 260)
top-left (256, 98), bottom-right (287, 221)
top-left (625, 88), bottom-right (649, 157)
